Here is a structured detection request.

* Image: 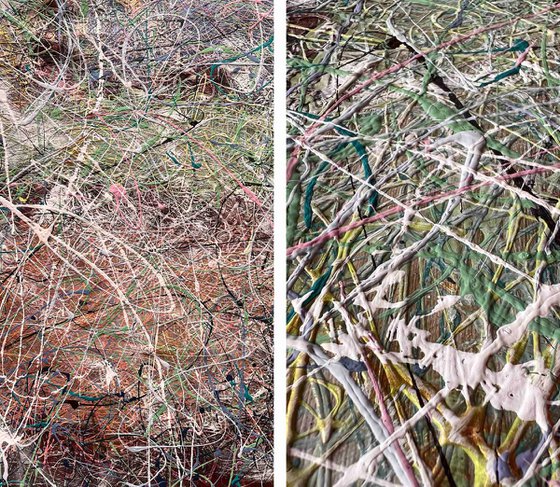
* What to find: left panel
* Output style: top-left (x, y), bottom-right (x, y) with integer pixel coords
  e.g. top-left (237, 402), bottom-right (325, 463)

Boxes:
top-left (0, 0), bottom-right (273, 484)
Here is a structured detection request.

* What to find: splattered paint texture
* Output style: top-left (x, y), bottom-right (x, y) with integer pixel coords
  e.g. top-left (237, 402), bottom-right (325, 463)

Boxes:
top-left (287, 1), bottom-right (560, 485)
top-left (0, 0), bottom-right (272, 485)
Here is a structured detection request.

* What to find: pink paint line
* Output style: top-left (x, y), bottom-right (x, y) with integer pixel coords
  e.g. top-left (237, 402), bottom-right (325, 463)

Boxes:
top-left (287, 162), bottom-right (560, 257)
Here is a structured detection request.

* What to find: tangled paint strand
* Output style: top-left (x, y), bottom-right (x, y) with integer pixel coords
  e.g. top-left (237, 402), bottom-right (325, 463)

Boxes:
top-left (0, 0), bottom-right (272, 485)
top-left (287, 1), bottom-right (560, 485)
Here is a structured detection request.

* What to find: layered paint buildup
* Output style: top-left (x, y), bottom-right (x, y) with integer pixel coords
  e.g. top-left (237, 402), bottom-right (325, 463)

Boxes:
top-left (287, 0), bottom-right (560, 485)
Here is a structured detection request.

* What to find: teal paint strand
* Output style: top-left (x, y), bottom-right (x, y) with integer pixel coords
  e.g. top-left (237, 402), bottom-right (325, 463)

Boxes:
top-left (166, 150), bottom-right (181, 166)
top-left (302, 265), bottom-right (333, 308)
top-left (479, 65), bottom-right (521, 87)
top-left (167, 144), bottom-right (200, 169)
top-left (243, 384), bottom-right (254, 403)
top-left (304, 160), bottom-right (329, 229)
top-left (299, 111), bottom-right (377, 229)
top-left (286, 264), bottom-right (334, 323)
top-left (457, 38), bottom-right (529, 55)
top-left (186, 141), bottom-right (201, 169)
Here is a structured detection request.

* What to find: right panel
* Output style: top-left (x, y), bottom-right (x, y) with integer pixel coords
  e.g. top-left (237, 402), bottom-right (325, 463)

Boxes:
top-left (286, 1), bottom-right (560, 485)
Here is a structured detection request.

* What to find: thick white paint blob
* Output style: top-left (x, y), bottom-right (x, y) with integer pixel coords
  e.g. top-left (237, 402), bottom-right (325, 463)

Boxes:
top-left (319, 278), bottom-right (560, 480)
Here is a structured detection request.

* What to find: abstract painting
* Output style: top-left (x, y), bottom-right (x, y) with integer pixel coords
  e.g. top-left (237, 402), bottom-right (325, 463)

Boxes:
top-left (287, 1), bottom-right (560, 485)
top-left (0, 0), bottom-right (273, 484)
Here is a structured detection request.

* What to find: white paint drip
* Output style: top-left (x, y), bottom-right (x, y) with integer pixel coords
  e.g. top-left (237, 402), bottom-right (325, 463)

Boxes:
top-left (0, 428), bottom-right (23, 483)
top-left (314, 276), bottom-right (560, 480)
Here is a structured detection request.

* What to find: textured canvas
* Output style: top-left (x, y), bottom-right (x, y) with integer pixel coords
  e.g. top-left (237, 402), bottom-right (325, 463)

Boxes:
top-left (0, 0), bottom-right (273, 485)
top-left (287, 2), bottom-right (560, 485)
